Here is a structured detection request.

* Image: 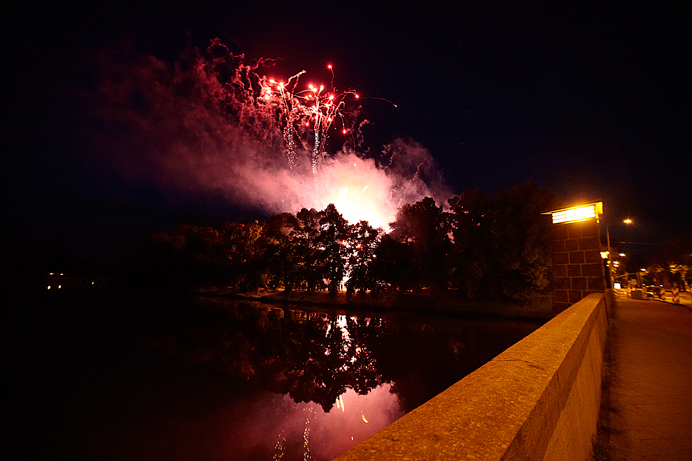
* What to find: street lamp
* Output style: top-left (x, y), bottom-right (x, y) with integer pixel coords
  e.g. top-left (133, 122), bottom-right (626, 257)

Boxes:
top-left (606, 219), bottom-right (634, 288)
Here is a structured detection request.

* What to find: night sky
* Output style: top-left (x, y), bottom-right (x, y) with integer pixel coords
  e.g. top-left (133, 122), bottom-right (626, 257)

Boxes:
top-left (5, 1), bottom-right (690, 266)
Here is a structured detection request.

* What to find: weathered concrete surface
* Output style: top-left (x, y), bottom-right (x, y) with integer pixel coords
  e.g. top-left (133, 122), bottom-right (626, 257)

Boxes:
top-left (334, 293), bottom-right (609, 460)
top-left (595, 296), bottom-right (692, 460)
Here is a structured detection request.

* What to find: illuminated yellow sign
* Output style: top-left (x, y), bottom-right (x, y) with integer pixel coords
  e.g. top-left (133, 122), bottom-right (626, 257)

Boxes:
top-left (544, 202), bottom-right (603, 224)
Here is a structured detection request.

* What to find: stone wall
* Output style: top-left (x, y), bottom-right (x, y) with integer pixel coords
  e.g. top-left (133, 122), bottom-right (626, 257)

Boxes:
top-left (551, 220), bottom-right (605, 314)
top-left (334, 293), bottom-right (609, 461)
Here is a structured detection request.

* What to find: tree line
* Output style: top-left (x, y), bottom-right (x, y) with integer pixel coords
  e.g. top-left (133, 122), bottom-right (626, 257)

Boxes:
top-left (128, 182), bottom-right (558, 303)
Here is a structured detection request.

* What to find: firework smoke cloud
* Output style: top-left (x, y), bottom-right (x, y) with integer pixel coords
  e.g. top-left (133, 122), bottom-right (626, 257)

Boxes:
top-left (81, 38), bottom-right (448, 229)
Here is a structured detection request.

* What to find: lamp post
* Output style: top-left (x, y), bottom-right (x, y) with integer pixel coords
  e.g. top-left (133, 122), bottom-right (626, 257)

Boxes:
top-left (606, 218), bottom-right (633, 288)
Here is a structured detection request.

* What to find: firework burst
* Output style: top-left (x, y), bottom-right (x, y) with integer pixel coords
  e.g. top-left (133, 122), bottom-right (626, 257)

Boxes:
top-left (265, 66), bottom-right (360, 180)
top-left (85, 37), bottom-right (446, 229)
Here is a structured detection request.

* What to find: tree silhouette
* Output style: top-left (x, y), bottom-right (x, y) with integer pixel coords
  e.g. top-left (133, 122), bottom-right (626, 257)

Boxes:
top-left (346, 221), bottom-right (379, 295)
top-left (129, 184), bottom-right (557, 303)
top-left (389, 197), bottom-right (450, 292)
top-left (294, 208), bottom-right (326, 292)
top-left (220, 221), bottom-right (265, 292)
top-left (318, 204), bottom-right (350, 295)
top-left (260, 212), bottom-right (301, 291)
top-left (370, 234), bottom-right (414, 293)
top-left (447, 183), bottom-right (556, 302)
top-left (130, 224), bottom-right (228, 290)
top-left (493, 182), bottom-right (556, 301)
top-left (448, 189), bottom-right (497, 299)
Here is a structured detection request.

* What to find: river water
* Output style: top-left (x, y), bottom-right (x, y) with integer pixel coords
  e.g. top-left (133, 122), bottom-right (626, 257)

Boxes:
top-left (20, 293), bottom-right (542, 460)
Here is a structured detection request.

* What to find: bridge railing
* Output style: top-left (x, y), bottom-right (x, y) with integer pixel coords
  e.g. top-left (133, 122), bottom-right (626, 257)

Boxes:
top-left (335, 292), bottom-right (609, 460)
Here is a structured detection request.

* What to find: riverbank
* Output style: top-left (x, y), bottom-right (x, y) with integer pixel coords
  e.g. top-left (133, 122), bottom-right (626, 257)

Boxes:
top-left (198, 288), bottom-right (554, 321)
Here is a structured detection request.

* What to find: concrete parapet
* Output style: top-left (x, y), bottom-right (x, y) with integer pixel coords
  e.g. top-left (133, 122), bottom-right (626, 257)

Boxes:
top-left (335, 293), bottom-right (608, 461)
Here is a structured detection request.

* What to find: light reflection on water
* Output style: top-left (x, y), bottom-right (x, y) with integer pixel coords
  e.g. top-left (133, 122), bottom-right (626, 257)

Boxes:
top-left (266, 385), bottom-right (402, 461)
top-left (30, 295), bottom-right (542, 460)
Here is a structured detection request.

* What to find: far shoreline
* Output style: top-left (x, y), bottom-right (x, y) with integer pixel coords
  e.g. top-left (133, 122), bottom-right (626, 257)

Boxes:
top-left (196, 287), bottom-right (554, 322)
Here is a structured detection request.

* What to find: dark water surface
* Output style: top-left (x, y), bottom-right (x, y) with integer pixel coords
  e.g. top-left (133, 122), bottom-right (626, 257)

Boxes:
top-left (18, 293), bottom-right (542, 460)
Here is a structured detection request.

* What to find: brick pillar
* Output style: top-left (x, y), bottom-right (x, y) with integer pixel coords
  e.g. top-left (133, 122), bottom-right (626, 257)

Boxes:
top-left (551, 220), bottom-right (606, 314)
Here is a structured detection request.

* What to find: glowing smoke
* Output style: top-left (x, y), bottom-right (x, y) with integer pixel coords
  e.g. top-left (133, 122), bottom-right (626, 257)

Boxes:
top-left (82, 38), bottom-right (448, 228)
